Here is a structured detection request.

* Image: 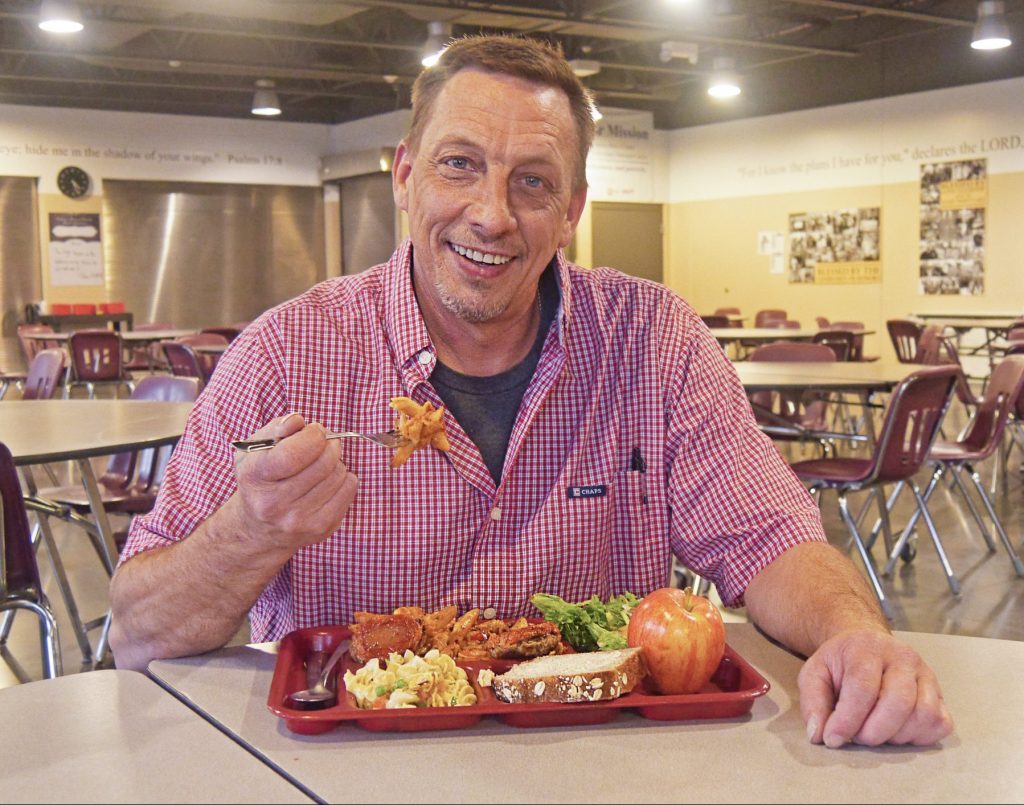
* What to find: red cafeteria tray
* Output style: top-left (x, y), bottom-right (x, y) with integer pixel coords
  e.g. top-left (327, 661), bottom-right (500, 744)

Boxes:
top-left (268, 625), bottom-right (771, 735)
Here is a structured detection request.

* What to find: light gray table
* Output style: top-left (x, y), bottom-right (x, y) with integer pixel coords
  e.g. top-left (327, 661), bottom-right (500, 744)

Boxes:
top-left (1, 400), bottom-right (192, 665)
top-left (0, 670), bottom-right (312, 803)
top-left (148, 623), bottom-right (1023, 804)
top-left (733, 359), bottom-right (914, 392)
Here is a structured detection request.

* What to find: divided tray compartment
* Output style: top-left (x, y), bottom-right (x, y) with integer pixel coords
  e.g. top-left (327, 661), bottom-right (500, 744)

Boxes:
top-left (268, 624), bottom-right (771, 735)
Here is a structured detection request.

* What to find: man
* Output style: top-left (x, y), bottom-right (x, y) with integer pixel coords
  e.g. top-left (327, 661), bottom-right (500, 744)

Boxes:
top-left (109, 35), bottom-right (952, 750)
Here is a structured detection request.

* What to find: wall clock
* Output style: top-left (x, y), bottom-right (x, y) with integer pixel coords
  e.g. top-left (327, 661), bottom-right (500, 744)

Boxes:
top-left (57, 165), bottom-right (91, 199)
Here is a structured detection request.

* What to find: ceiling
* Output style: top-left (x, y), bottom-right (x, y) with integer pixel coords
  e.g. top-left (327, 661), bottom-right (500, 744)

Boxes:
top-left (1, 0), bottom-right (1023, 130)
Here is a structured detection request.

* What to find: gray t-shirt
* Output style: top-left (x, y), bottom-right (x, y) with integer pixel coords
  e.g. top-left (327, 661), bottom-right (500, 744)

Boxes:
top-left (430, 266), bottom-right (558, 485)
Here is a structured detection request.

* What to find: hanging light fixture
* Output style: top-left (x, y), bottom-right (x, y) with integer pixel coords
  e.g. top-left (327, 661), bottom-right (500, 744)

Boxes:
top-left (251, 80), bottom-right (281, 117)
top-left (421, 21), bottom-right (453, 67)
top-left (590, 102), bottom-right (603, 122)
top-left (38, 0), bottom-right (83, 33)
top-left (707, 57), bottom-right (741, 98)
top-left (971, 1), bottom-right (1012, 50)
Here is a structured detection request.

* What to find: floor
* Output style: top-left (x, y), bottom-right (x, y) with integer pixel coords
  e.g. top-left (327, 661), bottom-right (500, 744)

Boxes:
top-left (3, 393), bottom-right (1023, 687)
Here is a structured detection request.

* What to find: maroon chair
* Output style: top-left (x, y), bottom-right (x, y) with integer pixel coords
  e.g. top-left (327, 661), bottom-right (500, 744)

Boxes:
top-left (16, 323), bottom-right (60, 366)
top-left (0, 441), bottom-right (62, 678)
top-left (887, 319), bottom-right (925, 363)
top-left (124, 322), bottom-right (176, 371)
top-left (713, 307), bottom-right (742, 328)
top-left (828, 320), bottom-right (876, 361)
top-left (882, 357), bottom-right (1024, 587)
top-left (754, 309), bottom-right (787, 327)
top-left (161, 340), bottom-right (207, 388)
top-left (19, 349), bottom-right (67, 400)
top-left (200, 326), bottom-right (241, 343)
top-left (813, 330), bottom-right (854, 362)
top-left (176, 333), bottom-right (228, 386)
top-left (700, 314), bottom-right (731, 328)
top-left (790, 365), bottom-right (960, 616)
top-left (748, 341), bottom-right (837, 454)
top-left (765, 319), bottom-right (801, 329)
top-left (815, 316), bottom-right (831, 329)
top-left (31, 375), bottom-right (200, 558)
top-left (65, 329), bottom-right (134, 399)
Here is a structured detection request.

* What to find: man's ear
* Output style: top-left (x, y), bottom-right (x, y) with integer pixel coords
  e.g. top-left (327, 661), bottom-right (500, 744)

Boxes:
top-left (392, 140), bottom-right (412, 212)
top-left (559, 185), bottom-right (588, 249)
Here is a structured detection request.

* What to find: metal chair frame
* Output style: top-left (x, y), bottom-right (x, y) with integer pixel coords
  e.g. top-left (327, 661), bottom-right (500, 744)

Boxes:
top-left (1, 442), bottom-right (62, 679)
top-left (791, 365), bottom-right (960, 617)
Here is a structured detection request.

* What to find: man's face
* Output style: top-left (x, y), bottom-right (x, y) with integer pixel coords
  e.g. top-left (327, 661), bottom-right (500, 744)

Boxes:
top-left (393, 68), bottom-right (587, 324)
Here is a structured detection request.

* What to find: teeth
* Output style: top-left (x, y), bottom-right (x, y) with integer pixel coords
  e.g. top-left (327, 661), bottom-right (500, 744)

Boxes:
top-left (451, 242), bottom-right (512, 265)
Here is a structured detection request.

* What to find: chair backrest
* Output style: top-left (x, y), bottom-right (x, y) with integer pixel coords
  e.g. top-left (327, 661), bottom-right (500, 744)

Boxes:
top-left (160, 340), bottom-right (205, 384)
top-left (755, 309), bottom-right (787, 327)
top-left (748, 341), bottom-right (835, 418)
top-left (16, 323), bottom-right (57, 366)
top-left (954, 356), bottom-right (1024, 456)
top-left (129, 375), bottom-right (201, 490)
top-left (20, 349), bottom-right (66, 400)
top-left (0, 441), bottom-right (41, 597)
top-left (812, 330), bottom-right (855, 361)
top-left (867, 365), bottom-right (959, 484)
top-left (714, 307), bottom-right (740, 316)
top-left (1007, 321), bottom-right (1024, 342)
top-left (68, 329), bottom-right (124, 382)
top-left (915, 324), bottom-right (946, 365)
top-left (749, 341), bottom-right (836, 363)
top-left (815, 316), bottom-right (830, 328)
top-left (200, 326), bottom-right (241, 343)
top-left (887, 319), bottom-right (924, 363)
top-left (700, 314), bottom-right (730, 328)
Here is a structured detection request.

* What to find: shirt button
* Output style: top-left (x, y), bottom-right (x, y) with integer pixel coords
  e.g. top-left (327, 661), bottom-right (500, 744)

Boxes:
top-left (490, 506), bottom-right (501, 521)
top-left (417, 350), bottom-right (432, 366)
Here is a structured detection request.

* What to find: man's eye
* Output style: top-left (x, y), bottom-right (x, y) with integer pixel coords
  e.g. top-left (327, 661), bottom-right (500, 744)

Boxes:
top-left (523, 175), bottom-right (544, 188)
top-left (445, 157), bottom-right (470, 170)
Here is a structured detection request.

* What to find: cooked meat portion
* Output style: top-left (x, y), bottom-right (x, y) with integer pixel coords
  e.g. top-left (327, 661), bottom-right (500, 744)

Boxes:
top-left (489, 622), bottom-right (563, 659)
top-left (349, 614), bottom-right (423, 664)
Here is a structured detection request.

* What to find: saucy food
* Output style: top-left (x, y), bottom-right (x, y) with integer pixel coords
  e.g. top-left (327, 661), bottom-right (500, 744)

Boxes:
top-left (389, 396), bottom-right (450, 468)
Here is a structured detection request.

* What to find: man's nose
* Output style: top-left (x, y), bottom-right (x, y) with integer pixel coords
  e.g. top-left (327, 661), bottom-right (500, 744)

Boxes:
top-left (466, 173), bottom-right (516, 236)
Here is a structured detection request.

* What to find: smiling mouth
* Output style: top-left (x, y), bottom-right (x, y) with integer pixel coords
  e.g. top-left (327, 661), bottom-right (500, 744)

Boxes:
top-left (449, 241), bottom-right (514, 266)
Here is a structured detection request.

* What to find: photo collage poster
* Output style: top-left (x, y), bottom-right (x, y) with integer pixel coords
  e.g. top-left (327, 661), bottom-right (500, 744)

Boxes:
top-left (919, 159), bottom-right (986, 295)
top-left (787, 207), bottom-right (881, 284)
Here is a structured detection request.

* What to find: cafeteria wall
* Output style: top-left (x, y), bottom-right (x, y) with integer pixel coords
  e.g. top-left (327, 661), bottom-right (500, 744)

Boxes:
top-left (0, 104), bottom-right (331, 313)
top-left (663, 76), bottom-right (1024, 359)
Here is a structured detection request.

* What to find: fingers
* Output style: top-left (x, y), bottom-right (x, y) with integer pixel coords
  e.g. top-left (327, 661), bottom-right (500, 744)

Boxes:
top-left (820, 651), bottom-right (882, 748)
top-left (234, 415), bottom-right (360, 546)
top-left (798, 632), bottom-right (955, 750)
top-left (796, 656), bottom-right (836, 745)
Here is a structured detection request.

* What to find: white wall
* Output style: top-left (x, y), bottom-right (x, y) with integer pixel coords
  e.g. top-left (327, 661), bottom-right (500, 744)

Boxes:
top-left (0, 104), bottom-right (330, 192)
top-left (669, 76), bottom-right (1024, 203)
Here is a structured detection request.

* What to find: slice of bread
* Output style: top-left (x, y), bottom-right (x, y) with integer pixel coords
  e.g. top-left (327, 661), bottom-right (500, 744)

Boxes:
top-left (491, 647), bottom-right (646, 704)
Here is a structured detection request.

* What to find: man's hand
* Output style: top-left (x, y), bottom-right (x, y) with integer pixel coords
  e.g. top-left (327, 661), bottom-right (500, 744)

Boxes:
top-left (798, 629), bottom-right (954, 748)
top-left (231, 413), bottom-right (359, 551)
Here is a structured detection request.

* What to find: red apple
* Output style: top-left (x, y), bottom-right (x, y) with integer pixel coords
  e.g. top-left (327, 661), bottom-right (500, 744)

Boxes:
top-left (627, 587), bottom-right (726, 694)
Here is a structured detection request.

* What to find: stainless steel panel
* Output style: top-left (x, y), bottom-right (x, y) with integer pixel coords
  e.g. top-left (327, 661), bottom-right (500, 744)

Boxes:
top-left (339, 173), bottom-right (396, 275)
top-left (102, 181), bottom-right (325, 328)
top-left (0, 176), bottom-right (42, 369)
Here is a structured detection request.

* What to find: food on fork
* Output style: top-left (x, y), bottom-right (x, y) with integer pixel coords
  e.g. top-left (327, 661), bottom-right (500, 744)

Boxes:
top-left (389, 396), bottom-right (450, 468)
top-left (490, 647), bottom-right (647, 704)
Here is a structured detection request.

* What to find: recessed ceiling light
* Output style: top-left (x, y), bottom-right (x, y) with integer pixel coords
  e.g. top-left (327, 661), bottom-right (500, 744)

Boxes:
top-left (38, 0), bottom-right (83, 34)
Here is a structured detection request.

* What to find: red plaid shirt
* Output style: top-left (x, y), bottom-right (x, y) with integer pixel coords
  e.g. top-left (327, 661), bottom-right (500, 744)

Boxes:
top-left (122, 240), bottom-right (825, 641)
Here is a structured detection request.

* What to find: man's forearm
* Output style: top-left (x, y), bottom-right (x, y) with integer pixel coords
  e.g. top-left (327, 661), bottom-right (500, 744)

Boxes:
top-left (743, 541), bottom-right (890, 658)
top-left (108, 494), bottom-right (295, 671)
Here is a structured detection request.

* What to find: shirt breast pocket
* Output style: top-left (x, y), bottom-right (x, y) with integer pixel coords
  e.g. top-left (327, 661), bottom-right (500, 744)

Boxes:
top-left (533, 480), bottom-right (616, 599)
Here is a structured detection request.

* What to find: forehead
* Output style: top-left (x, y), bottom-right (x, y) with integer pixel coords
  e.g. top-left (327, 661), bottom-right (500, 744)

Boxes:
top-left (420, 68), bottom-right (577, 159)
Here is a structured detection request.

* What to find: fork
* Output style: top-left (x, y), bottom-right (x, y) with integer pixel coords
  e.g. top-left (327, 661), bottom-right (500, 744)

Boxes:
top-left (231, 429), bottom-right (404, 452)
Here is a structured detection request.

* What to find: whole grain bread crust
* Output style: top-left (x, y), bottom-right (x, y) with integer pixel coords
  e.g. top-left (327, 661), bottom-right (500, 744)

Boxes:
top-left (492, 648), bottom-right (646, 704)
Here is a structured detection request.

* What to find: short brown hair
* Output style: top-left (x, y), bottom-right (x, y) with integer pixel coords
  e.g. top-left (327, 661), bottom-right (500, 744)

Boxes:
top-left (408, 34), bottom-right (595, 192)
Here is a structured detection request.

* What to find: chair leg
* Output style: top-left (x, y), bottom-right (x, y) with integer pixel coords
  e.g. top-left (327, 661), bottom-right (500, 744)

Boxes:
top-left (965, 463), bottom-right (1024, 576)
top-left (948, 466), bottom-right (997, 552)
top-left (907, 480), bottom-right (961, 596)
top-left (885, 466), bottom-right (943, 576)
top-left (865, 481), bottom-right (905, 552)
top-left (0, 600), bottom-right (62, 679)
top-left (837, 491), bottom-right (893, 619)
